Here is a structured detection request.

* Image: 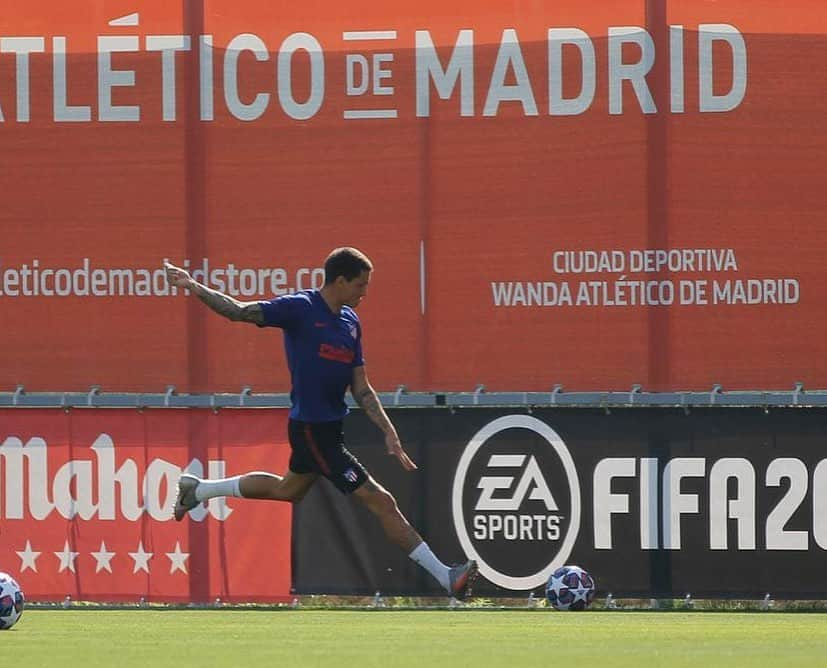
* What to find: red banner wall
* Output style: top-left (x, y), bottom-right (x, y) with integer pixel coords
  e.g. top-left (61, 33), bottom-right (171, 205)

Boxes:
top-left (1, 1), bottom-right (826, 393)
top-left (0, 408), bottom-right (291, 602)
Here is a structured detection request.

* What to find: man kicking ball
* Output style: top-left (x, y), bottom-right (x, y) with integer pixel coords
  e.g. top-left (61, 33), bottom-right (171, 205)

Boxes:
top-left (165, 247), bottom-right (477, 598)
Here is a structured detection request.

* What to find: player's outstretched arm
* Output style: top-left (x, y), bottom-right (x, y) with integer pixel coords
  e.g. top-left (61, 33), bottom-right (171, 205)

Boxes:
top-left (351, 366), bottom-right (417, 471)
top-left (164, 260), bottom-right (264, 325)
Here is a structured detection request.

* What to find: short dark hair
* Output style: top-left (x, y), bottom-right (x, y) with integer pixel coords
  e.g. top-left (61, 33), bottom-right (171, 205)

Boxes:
top-left (324, 247), bottom-right (373, 284)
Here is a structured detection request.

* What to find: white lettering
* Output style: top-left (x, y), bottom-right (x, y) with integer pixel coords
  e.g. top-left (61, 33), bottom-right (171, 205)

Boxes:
top-left (415, 30), bottom-right (474, 117)
top-left (0, 437), bottom-right (53, 519)
top-left (483, 29), bottom-right (537, 117)
top-left (346, 54), bottom-right (369, 95)
top-left (0, 434), bottom-right (233, 521)
top-left (53, 459), bottom-right (96, 519)
top-left (548, 28), bottom-right (595, 116)
top-left (146, 35), bottom-right (191, 121)
top-left (277, 33), bottom-right (324, 120)
top-left (200, 35), bottom-right (214, 121)
top-left (372, 53), bottom-right (394, 95)
top-left (709, 458), bottom-right (756, 550)
top-left (640, 457), bottom-right (659, 549)
top-left (472, 513), bottom-right (560, 540)
top-left (814, 460), bottom-right (827, 550)
top-left (662, 458), bottom-right (705, 549)
top-left (593, 458), bottom-right (634, 549)
top-left (670, 25), bottom-right (684, 112)
top-left (476, 454), bottom-right (557, 511)
top-left (699, 24), bottom-right (747, 112)
top-left (608, 27), bottom-right (656, 114)
top-left (1, 36), bottom-right (45, 122)
top-left (98, 36), bottom-right (140, 121)
top-left (765, 458), bottom-right (808, 550)
top-left (224, 33), bottom-right (270, 121)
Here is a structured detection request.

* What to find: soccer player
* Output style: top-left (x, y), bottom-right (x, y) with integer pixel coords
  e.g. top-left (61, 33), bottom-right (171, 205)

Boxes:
top-left (164, 247), bottom-right (477, 597)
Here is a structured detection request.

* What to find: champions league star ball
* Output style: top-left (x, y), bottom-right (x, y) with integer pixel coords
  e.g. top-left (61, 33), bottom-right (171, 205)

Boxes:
top-left (0, 573), bottom-right (25, 630)
top-left (545, 565), bottom-right (596, 611)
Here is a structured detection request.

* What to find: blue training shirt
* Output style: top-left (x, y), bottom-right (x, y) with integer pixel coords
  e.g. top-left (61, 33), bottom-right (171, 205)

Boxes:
top-left (258, 289), bottom-right (364, 422)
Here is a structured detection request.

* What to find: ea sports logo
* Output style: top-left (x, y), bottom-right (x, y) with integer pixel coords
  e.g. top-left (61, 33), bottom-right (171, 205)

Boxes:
top-left (452, 415), bottom-right (581, 590)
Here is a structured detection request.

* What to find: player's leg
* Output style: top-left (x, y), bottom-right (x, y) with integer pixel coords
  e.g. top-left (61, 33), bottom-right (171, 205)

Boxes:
top-left (197, 470), bottom-right (318, 501)
top-left (174, 418), bottom-right (324, 520)
top-left (352, 476), bottom-right (477, 597)
top-left (174, 469), bottom-right (317, 520)
top-left (351, 477), bottom-right (422, 552)
top-left (301, 420), bottom-right (478, 596)
top-left (295, 422), bottom-right (429, 553)
top-left (238, 470), bottom-right (318, 501)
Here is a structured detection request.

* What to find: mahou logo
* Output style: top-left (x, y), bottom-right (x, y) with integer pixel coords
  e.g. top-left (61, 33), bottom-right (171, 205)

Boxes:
top-left (0, 433), bottom-right (232, 521)
top-left (452, 415), bottom-right (581, 590)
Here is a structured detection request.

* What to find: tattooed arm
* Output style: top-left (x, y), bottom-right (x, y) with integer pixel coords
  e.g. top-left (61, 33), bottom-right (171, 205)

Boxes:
top-left (164, 260), bottom-right (264, 325)
top-left (351, 365), bottom-right (417, 471)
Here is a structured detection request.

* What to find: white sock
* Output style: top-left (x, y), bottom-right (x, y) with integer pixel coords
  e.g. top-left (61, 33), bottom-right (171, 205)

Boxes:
top-left (408, 541), bottom-right (451, 591)
top-left (194, 475), bottom-right (243, 501)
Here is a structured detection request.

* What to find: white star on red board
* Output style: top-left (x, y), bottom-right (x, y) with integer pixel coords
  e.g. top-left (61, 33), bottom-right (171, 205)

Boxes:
top-left (91, 541), bottom-right (116, 574)
top-left (129, 541), bottom-right (153, 574)
top-left (166, 541), bottom-right (189, 574)
top-left (16, 540), bottom-right (41, 573)
top-left (55, 540), bottom-right (80, 573)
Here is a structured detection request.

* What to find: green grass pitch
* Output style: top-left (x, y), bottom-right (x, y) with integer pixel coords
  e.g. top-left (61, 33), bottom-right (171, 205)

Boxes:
top-left (5, 610), bottom-right (827, 667)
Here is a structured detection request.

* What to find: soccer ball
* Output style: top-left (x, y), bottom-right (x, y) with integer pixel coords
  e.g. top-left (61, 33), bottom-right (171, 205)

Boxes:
top-left (0, 573), bottom-right (25, 630)
top-left (545, 565), bottom-right (596, 611)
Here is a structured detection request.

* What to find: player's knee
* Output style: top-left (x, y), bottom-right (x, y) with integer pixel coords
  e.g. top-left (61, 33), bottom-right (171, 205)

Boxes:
top-left (365, 487), bottom-right (398, 515)
top-left (253, 478), bottom-right (293, 502)
top-left (285, 486), bottom-right (308, 503)
top-left (273, 483), bottom-right (300, 502)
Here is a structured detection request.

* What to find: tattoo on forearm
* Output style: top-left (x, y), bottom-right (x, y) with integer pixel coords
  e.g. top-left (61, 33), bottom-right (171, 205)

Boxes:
top-left (355, 387), bottom-right (389, 425)
top-left (191, 283), bottom-right (263, 324)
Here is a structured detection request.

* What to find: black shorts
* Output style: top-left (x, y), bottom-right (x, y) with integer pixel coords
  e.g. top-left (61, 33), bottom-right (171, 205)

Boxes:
top-left (287, 419), bottom-right (369, 494)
